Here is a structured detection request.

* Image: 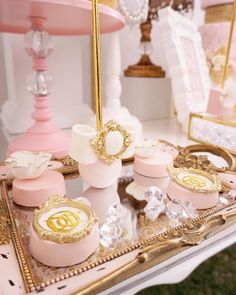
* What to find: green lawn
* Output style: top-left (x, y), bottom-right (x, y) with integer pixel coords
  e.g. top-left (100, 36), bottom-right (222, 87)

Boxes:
top-left (137, 244), bottom-right (236, 295)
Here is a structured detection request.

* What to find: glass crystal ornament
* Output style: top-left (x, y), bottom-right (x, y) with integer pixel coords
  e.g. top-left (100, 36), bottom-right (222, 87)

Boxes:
top-left (27, 70), bottom-right (53, 96)
top-left (139, 41), bottom-right (153, 56)
top-left (166, 199), bottom-right (198, 224)
top-left (99, 221), bottom-right (122, 249)
top-left (144, 198), bottom-right (165, 221)
top-left (144, 186), bottom-right (164, 203)
top-left (107, 203), bottom-right (128, 223)
top-left (107, 203), bottom-right (133, 240)
top-left (219, 190), bottom-right (236, 204)
top-left (24, 29), bottom-right (53, 58)
top-left (144, 186), bottom-right (165, 221)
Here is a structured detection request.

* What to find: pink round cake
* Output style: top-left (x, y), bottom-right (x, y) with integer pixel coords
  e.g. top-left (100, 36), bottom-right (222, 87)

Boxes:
top-left (12, 170), bottom-right (66, 207)
top-left (134, 151), bottom-right (173, 178)
top-left (167, 167), bottom-right (221, 209)
top-left (29, 196), bottom-right (100, 267)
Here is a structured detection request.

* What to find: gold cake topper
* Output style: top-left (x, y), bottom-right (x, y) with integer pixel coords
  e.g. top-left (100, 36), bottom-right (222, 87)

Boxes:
top-left (168, 167), bottom-right (221, 193)
top-left (90, 120), bottom-right (132, 164)
top-left (33, 196), bottom-right (98, 243)
top-left (47, 210), bottom-right (81, 233)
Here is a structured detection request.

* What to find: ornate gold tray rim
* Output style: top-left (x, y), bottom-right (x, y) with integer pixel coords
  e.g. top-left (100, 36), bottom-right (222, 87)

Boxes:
top-left (1, 157), bottom-right (236, 293)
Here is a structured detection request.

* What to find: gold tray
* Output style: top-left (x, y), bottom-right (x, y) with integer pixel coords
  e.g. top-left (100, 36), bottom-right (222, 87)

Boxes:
top-left (1, 156), bottom-right (236, 294)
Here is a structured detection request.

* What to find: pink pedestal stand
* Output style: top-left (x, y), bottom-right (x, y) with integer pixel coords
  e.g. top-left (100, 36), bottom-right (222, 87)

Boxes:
top-left (0, 0), bottom-right (124, 157)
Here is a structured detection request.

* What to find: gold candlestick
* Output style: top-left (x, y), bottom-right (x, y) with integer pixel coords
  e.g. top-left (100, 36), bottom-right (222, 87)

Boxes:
top-left (221, 0), bottom-right (236, 89)
top-left (92, 0), bottom-right (103, 131)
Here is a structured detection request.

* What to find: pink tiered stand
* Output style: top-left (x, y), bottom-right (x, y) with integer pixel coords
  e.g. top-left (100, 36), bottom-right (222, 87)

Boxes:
top-left (0, 0), bottom-right (124, 157)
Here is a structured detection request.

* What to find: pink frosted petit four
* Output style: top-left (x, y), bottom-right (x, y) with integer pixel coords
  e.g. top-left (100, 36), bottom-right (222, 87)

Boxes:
top-left (167, 167), bottom-right (221, 209)
top-left (134, 151), bottom-right (173, 178)
top-left (29, 196), bottom-right (99, 267)
top-left (12, 170), bottom-right (66, 207)
top-left (126, 172), bottom-right (170, 201)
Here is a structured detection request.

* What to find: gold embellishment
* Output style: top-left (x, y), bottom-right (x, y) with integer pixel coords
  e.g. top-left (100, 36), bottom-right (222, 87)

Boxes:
top-left (168, 167), bottom-right (221, 193)
top-left (182, 175), bottom-right (207, 190)
top-left (33, 196), bottom-right (98, 243)
top-left (90, 120), bottom-right (132, 163)
top-left (0, 200), bottom-right (10, 245)
top-left (47, 210), bottom-right (81, 233)
top-left (99, 0), bottom-right (117, 8)
top-left (205, 4), bottom-right (233, 24)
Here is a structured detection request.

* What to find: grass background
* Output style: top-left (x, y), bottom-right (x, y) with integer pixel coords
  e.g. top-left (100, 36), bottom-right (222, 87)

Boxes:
top-left (137, 244), bottom-right (236, 295)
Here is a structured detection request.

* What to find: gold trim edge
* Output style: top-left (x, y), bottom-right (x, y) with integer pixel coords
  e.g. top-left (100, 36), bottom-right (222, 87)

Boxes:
top-left (33, 196), bottom-right (98, 243)
top-left (168, 167), bottom-right (221, 193)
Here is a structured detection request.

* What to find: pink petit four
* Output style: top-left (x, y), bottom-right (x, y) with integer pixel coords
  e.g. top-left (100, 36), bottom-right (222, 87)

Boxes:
top-left (29, 196), bottom-right (99, 267)
top-left (134, 151), bottom-right (173, 178)
top-left (167, 167), bottom-right (221, 209)
top-left (12, 170), bottom-right (66, 207)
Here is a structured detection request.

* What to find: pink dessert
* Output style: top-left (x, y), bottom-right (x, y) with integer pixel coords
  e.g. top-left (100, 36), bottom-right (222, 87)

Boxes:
top-left (134, 172), bottom-right (170, 192)
top-left (12, 170), bottom-right (66, 207)
top-left (29, 196), bottom-right (100, 267)
top-left (167, 168), bottom-right (221, 209)
top-left (167, 180), bottom-right (219, 209)
top-left (134, 151), bottom-right (173, 178)
top-left (29, 223), bottom-right (99, 267)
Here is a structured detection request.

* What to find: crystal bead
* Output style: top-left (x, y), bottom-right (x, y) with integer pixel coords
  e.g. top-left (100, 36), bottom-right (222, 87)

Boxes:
top-left (100, 221), bottom-right (122, 239)
top-left (166, 199), bottom-right (198, 223)
top-left (219, 196), bottom-right (229, 205)
top-left (144, 199), bottom-right (165, 221)
top-left (27, 70), bottom-right (53, 96)
top-left (99, 221), bottom-right (122, 248)
top-left (139, 41), bottom-right (153, 56)
top-left (144, 186), bottom-right (164, 203)
top-left (228, 190), bottom-right (236, 199)
top-left (25, 29), bottom-right (53, 58)
top-left (107, 203), bottom-right (127, 223)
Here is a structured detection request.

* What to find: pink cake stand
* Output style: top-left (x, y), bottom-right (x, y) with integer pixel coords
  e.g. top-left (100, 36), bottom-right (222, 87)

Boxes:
top-left (0, 0), bottom-right (124, 157)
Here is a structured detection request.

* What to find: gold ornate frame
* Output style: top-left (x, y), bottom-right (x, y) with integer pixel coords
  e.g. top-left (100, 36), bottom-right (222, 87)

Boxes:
top-left (1, 156), bottom-right (236, 293)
